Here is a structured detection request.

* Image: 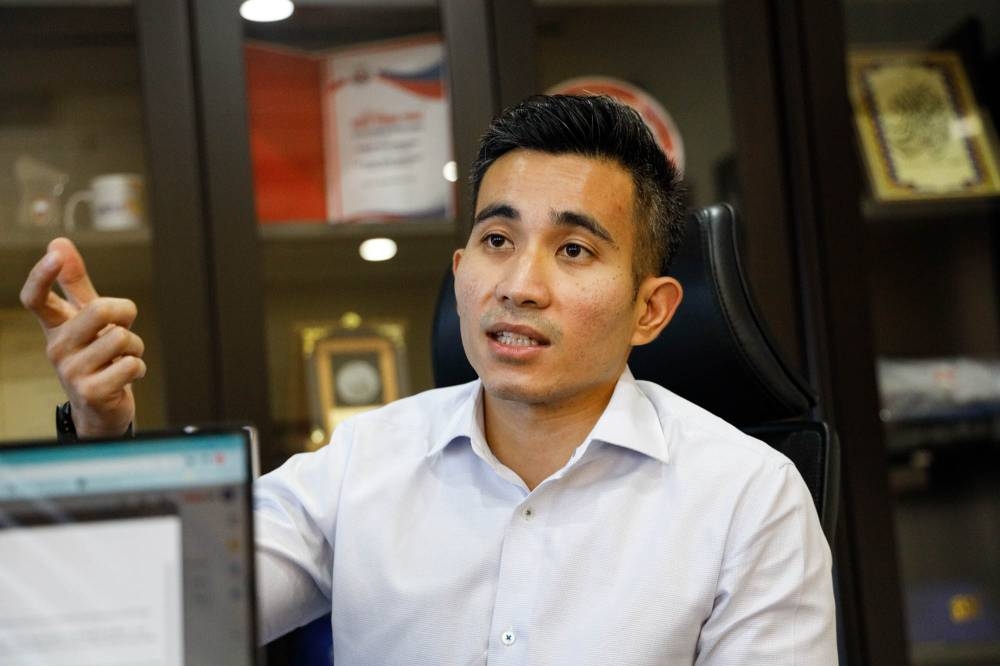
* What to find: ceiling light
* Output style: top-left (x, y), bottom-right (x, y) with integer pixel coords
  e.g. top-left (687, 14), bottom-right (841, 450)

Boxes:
top-left (442, 161), bottom-right (458, 183)
top-left (239, 0), bottom-right (294, 22)
top-left (359, 238), bottom-right (397, 262)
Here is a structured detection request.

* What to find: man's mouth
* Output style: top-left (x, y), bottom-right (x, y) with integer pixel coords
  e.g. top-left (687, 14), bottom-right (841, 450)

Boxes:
top-left (485, 322), bottom-right (551, 348)
top-left (491, 330), bottom-right (542, 347)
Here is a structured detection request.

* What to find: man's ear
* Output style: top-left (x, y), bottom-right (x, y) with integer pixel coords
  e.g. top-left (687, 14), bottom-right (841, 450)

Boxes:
top-left (631, 276), bottom-right (683, 346)
top-left (451, 250), bottom-right (464, 317)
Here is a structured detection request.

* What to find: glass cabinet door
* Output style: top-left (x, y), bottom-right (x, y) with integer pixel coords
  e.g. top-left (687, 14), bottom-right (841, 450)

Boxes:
top-left (229, 1), bottom-right (473, 463)
top-left (0, 2), bottom-right (169, 440)
top-left (841, 1), bottom-right (1000, 663)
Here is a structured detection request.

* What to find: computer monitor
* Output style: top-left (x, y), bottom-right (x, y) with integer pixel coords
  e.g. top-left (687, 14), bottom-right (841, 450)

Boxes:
top-left (0, 428), bottom-right (260, 666)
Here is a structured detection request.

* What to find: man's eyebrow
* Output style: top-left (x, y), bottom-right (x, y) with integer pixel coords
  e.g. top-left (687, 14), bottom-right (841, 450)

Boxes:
top-left (472, 203), bottom-right (618, 247)
top-left (553, 210), bottom-right (617, 246)
top-left (473, 202), bottom-right (518, 225)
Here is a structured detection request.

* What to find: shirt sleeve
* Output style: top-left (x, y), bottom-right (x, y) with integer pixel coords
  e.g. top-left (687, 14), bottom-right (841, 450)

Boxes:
top-left (695, 461), bottom-right (838, 665)
top-left (252, 420), bottom-right (356, 644)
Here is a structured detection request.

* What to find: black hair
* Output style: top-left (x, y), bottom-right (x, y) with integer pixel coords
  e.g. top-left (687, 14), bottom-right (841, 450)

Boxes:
top-left (470, 94), bottom-right (686, 283)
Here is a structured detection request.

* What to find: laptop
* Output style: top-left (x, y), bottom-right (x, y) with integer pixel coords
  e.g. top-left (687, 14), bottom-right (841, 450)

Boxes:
top-left (0, 427), bottom-right (261, 666)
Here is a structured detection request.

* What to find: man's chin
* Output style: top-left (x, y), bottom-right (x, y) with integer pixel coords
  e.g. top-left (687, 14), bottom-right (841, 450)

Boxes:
top-left (481, 379), bottom-right (552, 406)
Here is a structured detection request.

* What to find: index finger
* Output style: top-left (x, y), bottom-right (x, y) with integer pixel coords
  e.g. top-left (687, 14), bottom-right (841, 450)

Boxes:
top-left (48, 237), bottom-right (99, 308)
top-left (20, 249), bottom-right (76, 329)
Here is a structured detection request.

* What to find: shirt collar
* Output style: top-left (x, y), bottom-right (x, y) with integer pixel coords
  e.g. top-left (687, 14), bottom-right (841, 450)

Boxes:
top-left (426, 381), bottom-right (487, 458)
top-left (426, 368), bottom-right (670, 466)
top-left (587, 367), bottom-right (670, 465)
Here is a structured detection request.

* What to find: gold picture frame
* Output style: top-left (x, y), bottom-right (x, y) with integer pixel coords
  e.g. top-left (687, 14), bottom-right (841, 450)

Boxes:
top-left (312, 336), bottom-right (399, 438)
top-left (298, 316), bottom-right (408, 450)
top-left (847, 49), bottom-right (1000, 202)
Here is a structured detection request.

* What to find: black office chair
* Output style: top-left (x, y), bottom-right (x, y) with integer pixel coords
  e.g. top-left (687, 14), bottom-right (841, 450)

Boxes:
top-left (432, 203), bottom-right (839, 541)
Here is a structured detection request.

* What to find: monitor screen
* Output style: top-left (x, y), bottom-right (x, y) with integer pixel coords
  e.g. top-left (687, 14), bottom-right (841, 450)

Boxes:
top-left (0, 430), bottom-right (258, 666)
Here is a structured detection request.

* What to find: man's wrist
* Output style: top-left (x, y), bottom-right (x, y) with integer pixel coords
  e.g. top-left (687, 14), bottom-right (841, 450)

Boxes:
top-left (55, 401), bottom-right (134, 442)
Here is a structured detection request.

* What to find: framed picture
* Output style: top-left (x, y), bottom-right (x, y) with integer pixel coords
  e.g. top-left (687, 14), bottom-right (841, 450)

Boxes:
top-left (847, 49), bottom-right (1000, 202)
top-left (298, 317), bottom-right (408, 450)
top-left (322, 34), bottom-right (454, 222)
top-left (310, 336), bottom-right (399, 442)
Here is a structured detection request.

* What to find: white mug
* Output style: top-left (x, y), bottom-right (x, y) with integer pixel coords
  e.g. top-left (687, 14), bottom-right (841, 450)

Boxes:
top-left (64, 174), bottom-right (146, 231)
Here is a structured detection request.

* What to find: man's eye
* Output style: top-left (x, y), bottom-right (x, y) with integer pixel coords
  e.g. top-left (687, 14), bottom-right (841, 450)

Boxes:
top-left (561, 243), bottom-right (590, 259)
top-left (485, 233), bottom-right (509, 248)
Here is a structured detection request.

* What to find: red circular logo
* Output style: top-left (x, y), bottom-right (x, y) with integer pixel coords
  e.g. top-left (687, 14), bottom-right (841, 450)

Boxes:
top-left (547, 76), bottom-right (685, 174)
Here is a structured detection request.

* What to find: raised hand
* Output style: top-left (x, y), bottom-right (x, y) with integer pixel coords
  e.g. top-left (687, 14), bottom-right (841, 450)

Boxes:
top-left (20, 238), bottom-right (145, 438)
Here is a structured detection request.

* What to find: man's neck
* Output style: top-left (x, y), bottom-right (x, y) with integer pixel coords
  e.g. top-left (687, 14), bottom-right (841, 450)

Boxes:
top-left (482, 383), bottom-right (617, 491)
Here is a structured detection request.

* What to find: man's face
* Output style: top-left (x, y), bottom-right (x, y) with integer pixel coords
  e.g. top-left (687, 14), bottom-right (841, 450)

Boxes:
top-left (452, 148), bottom-right (652, 411)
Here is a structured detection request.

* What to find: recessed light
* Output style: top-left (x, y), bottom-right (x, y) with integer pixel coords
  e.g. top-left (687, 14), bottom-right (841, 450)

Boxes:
top-left (239, 0), bottom-right (294, 23)
top-left (359, 238), bottom-right (397, 262)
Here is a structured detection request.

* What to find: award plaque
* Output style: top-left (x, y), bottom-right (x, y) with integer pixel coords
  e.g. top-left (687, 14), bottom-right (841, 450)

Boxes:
top-left (311, 335), bottom-right (399, 441)
top-left (848, 50), bottom-right (1000, 201)
top-left (299, 317), bottom-right (408, 449)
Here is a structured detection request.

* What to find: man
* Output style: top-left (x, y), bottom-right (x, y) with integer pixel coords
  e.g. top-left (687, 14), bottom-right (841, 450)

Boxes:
top-left (22, 95), bottom-right (836, 663)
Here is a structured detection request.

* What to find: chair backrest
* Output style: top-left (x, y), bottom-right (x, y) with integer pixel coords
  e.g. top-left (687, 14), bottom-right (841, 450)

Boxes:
top-left (431, 203), bottom-right (839, 540)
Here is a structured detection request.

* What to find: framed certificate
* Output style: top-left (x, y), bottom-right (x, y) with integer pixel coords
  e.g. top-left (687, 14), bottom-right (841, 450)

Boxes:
top-left (322, 34), bottom-right (454, 222)
top-left (244, 34), bottom-right (455, 225)
top-left (848, 50), bottom-right (1000, 201)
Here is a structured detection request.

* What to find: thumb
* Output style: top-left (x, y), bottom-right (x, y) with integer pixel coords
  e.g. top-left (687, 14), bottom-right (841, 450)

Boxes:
top-left (49, 237), bottom-right (99, 308)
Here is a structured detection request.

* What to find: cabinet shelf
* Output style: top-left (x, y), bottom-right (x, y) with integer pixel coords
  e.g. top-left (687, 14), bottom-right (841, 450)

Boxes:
top-left (884, 410), bottom-right (1000, 455)
top-left (912, 641), bottom-right (1000, 666)
top-left (886, 415), bottom-right (1000, 495)
top-left (0, 228), bottom-right (154, 308)
top-left (260, 219), bottom-right (460, 287)
top-left (0, 227), bottom-right (151, 251)
top-left (862, 196), bottom-right (1000, 223)
top-left (258, 218), bottom-right (456, 242)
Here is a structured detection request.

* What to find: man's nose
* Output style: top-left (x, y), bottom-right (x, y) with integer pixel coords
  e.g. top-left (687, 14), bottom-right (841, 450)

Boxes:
top-left (494, 248), bottom-right (551, 308)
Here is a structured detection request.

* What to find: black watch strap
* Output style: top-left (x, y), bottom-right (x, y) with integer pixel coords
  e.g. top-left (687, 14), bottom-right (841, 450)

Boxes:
top-left (56, 401), bottom-right (77, 443)
top-left (56, 401), bottom-right (134, 442)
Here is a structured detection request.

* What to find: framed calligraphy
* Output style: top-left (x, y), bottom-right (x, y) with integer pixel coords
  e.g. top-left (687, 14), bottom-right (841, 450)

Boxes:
top-left (848, 50), bottom-right (1000, 202)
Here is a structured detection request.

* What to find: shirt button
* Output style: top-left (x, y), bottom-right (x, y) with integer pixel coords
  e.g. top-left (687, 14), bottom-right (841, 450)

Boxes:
top-left (501, 628), bottom-right (516, 646)
top-left (522, 506), bottom-right (534, 521)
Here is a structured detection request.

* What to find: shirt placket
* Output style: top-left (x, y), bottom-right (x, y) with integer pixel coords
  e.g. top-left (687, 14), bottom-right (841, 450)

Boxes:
top-left (485, 488), bottom-right (548, 664)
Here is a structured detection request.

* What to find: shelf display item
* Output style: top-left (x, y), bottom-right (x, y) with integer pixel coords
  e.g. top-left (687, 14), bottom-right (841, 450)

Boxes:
top-left (300, 318), bottom-right (408, 449)
top-left (904, 580), bottom-right (999, 651)
top-left (848, 50), bottom-right (1000, 202)
top-left (245, 43), bottom-right (326, 224)
top-left (877, 356), bottom-right (1000, 423)
top-left (14, 155), bottom-right (68, 232)
top-left (64, 174), bottom-right (146, 231)
top-left (323, 35), bottom-right (454, 223)
top-left (244, 34), bottom-right (455, 225)
top-left (877, 357), bottom-right (1000, 453)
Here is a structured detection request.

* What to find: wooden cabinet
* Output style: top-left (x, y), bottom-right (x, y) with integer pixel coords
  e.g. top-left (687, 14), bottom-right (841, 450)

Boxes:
top-left (0, 1), bottom-right (217, 438)
top-left (841, 4), bottom-right (1000, 664)
top-left (182, 0), bottom-right (501, 470)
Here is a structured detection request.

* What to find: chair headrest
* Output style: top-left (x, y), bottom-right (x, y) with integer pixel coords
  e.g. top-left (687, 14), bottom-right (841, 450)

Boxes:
top-left (432, 203), bottom-right (816, 425)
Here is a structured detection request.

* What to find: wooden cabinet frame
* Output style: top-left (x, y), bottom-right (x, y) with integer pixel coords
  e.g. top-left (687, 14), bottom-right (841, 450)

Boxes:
top-left (730, 1), bottom-right (909, 663)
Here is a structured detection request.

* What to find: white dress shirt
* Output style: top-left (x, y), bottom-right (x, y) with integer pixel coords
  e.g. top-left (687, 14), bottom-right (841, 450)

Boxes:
top-left (254, 368), bottom-right (837, 665)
